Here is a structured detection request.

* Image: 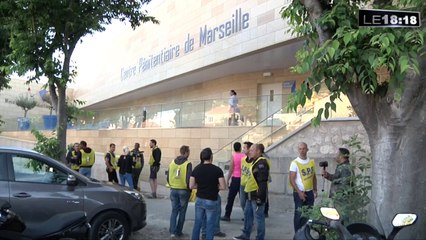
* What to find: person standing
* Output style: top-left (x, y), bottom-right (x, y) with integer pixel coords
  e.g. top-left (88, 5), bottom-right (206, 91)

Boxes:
top-left (66, 142), bottom-right (81, 172)
top-left (117, 146), bottom-right (134, 189)
top-left (190, 148), bottom-right (226, 240)
top-left (149, 139), bottom-right (161, 198)
top-left (131, 143), bottom-right (144, 191)
top-left (233, 144), bottom-right (270, 240)
top-left (322, 148), bottom-right (352, 198)
top-left (79, 140), bottom-right (95, 178)
top-left (105, 143), bottom-right (119, 183)
top-left (221, 142), bottom-right (245, 221)
top-left (167, 145), bottom-right (192, 238)
top-left (289, 142), bottom-right (317, 232)
top-left (239, 141), bottom-right (253, 213)
top-left (228, 90), bottom-right (239, 126)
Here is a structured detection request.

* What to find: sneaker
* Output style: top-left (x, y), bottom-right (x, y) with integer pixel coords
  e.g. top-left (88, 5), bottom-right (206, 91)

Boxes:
top-left (170, 234), bottom-right (176, 239)
top-left (220, 216), bottom-right (230, 221)
top-left (233, 235), bottom-right (248, 240)
top-left (215, 232), bottom-right (226, 237)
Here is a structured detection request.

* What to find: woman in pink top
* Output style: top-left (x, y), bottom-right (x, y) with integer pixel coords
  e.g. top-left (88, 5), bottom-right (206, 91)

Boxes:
top-left (221, 142), bottom-right (246, 221)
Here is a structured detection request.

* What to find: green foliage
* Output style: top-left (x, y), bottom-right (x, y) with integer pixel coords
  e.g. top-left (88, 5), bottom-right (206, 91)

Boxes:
top-left (281, 0), bottom-right (426, 125)
top-left (0, 0), bottom-right (158, 160)
top-left (300, 135), bottom-right (372, 239)
top-left (31, 129), bottom-right (64, 161)
top-left (66, 99), bottom-right (94, 124)
top-left (15, 94), bottom-right (37, 117)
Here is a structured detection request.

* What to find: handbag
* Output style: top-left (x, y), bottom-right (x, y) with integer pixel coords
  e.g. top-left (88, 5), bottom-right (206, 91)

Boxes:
top-left (189, 189), bottom-right (197, 202)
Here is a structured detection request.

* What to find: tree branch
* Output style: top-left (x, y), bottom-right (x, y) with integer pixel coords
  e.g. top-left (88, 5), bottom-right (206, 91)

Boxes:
top-left (299, 0), bottom-right (333, 44)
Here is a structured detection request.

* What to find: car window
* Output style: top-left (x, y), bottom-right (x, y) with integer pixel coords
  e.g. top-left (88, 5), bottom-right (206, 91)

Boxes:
top-left (11, 155), bottom-right (68, 185)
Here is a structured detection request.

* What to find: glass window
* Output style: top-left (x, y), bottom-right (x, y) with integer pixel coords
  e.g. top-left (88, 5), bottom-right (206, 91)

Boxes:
top-left (12, 155), bottom-right (68, 184)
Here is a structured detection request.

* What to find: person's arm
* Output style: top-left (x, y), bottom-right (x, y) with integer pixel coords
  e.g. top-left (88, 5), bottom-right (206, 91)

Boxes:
top-left (289, 162), bottom-right (306, 202)
top-left (227, 156), bottom-right (234, 185)
top-left (254, 159), bottom-right (269, 204)
top-left (105, 153), bottom-right (113, 172)
top-left (166, 165), bottom-right (170, 186)
top-left (189, 176), bottom-right (197, 189)
top-left (186, 162), bottom-right (192, 189)
top-left (218, 177), bottom-right (226, 190)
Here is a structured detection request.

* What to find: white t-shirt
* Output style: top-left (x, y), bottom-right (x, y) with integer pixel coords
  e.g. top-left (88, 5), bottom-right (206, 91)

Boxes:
top-left (289, 157), bottom-right (312, 191)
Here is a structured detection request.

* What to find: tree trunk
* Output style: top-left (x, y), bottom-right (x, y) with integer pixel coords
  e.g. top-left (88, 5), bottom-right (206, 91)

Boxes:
top-left (347, 57), bottom-right (426, 238)
top-left (57, 85), bottom-right (67, 163)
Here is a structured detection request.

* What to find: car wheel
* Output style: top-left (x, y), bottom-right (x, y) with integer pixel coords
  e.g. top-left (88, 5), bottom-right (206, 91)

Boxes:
top-left (89, 211), bottom-right (130, 240)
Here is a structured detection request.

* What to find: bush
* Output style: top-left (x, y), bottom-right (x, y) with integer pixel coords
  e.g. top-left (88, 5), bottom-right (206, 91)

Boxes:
top-left (31, 129), bottom-right (64, 160)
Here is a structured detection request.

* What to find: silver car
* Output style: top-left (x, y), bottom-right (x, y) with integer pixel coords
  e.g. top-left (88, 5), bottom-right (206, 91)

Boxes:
top-left (0, 147), bottom-right (146, 240)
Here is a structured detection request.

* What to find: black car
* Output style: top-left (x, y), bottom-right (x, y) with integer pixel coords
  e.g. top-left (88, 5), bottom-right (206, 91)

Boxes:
top-left (0, 147), bottom-right (146, 239)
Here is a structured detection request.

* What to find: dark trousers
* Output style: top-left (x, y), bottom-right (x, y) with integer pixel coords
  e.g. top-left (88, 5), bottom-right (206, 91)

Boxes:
top-left (293, 190), bottom-right (315, 232)
top-left (224, 177), bottom-right (240, 218)
top-left (107, 169), bottom-right (119, 183)
top-left (132, 167), bottom-right (142, 189)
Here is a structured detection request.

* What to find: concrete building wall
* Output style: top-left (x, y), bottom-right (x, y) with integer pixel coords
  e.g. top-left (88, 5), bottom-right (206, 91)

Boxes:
top-left (0, 118), bottom-right (369, 192)
top-left (73, 0), bottom-right (296, 106)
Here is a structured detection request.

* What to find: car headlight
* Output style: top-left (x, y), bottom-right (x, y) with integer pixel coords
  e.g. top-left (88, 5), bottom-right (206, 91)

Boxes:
top-left (124, 190), bottom-right (144, 201)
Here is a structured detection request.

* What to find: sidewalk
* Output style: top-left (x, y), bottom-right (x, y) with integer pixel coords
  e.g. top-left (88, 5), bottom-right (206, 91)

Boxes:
top-left (138, 181), bottom-right (296, 240)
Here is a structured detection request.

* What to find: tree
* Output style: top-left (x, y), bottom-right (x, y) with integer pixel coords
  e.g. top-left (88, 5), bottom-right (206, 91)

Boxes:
top-left (282, 0), bottom-right (425, 238)
top-left (0, 8), bottom-right (12, 127)
top-left (1, 0), bottom-right (158, 161)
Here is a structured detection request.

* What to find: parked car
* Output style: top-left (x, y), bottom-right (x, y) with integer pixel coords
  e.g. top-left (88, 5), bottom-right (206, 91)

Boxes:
top-left (0, 147), bottom-right (146, 240)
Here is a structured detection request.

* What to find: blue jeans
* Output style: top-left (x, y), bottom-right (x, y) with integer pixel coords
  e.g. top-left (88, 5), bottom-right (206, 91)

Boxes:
top-left (201, 195), bottom-right (221, 235)
top-left (191, 197), bottom-right (218, 240)
top-left (170, 189), bottom-right (190, 235)
top-left (240, 185), bottom-right (247, 211)
top-left (241, 199), bottom-right (265, 240)
top-left (293, 190), bottom-right (315, 232)
top-left (79, 167), bottom-right (92, 178)
top-left (119, 173), bottom-right (134, 189)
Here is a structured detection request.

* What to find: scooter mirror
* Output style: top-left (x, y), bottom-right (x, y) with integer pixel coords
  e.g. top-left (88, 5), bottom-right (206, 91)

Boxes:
top-left (392, 213), bottom-right (417, 227)
top-left (320, 207), bottom-right (340, 220)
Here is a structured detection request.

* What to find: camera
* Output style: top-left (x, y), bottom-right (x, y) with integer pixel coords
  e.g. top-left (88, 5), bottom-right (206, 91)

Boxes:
top-left (319, 161), bottom-right (328, 168)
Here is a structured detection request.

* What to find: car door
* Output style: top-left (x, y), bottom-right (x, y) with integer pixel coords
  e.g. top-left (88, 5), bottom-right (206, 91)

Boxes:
top-left (0, 152), bottom-right (10, 203)
top-left (7, 152), bottom-right (84, 225)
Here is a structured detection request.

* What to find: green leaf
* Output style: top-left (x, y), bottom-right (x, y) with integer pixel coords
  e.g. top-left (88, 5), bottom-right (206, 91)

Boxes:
top-left (399, 55), bottom-right (409, 74)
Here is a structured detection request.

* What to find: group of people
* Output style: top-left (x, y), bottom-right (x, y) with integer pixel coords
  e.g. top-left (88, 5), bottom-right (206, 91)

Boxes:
top-left (165, 141), bottom-right (271, 240)
top-left (66, 140), bottom-right (96, 177)
top-left (289, 142), bottom-right (352, 233)
top-left (66, 139), bottom-right (163, 197)
top-left (67, 138), bottom-right (352, 239)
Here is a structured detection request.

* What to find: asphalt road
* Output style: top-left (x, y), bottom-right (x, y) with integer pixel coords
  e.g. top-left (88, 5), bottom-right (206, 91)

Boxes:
top-left (131, 182), bottom-right (295, 240)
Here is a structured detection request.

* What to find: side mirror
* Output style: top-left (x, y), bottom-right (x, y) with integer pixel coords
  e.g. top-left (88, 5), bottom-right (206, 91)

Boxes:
top-left (392, 213), bottom-right (417, 227)
top-left (67, 174), bottom-right (78, 186)
top-left (320, 207), bottom-right (340, 220)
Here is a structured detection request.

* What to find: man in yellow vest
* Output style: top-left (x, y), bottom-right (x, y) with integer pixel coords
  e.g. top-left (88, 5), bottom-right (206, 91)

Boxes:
top-left (167, 145), bottom-right (192, 238)
top-left (79, 140), bottom-right (95, 178)
top-left (130, 142), bottom-right (144, 191)
top-left (289, 142), bottom-right (317, 232)
top-left (234, 144), bottom-right (270, 240)
top-left (149, 139), bottom-right (161, 198)
top-left (239, 141), bottom-right (253, 212)
top-left (66, 142), bottom-right (81, 172)
top-left (105, 143), bottom-right (118, 183)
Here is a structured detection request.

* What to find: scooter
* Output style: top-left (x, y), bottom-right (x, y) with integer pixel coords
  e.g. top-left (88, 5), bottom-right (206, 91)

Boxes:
top-left (0, 200), bottom-right (90, 240)
top-left (294, 207), bottom-right (417, 240)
